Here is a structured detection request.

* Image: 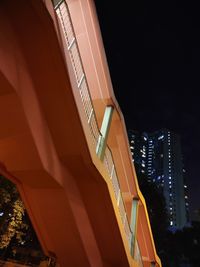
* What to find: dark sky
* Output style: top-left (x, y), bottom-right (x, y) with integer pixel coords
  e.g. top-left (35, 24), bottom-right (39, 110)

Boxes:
top-left (94, 0), bottom-right (200, 220)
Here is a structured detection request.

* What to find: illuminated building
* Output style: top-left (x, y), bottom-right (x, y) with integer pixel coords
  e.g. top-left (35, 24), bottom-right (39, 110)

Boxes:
top-left (129, 129), bottom-right (189, 229)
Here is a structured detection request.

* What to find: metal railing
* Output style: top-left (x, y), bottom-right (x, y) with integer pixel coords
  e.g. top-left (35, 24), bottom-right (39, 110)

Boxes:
top-left (54, 0), bottom-right (132, 251)
top-left (55, 1), bottom-right (100, 147)
top-left (134, 240), bottom-right (143, 267)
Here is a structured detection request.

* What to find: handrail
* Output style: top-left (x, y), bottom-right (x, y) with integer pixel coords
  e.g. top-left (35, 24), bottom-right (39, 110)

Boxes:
top-left (134, 239), bottom-right (143, 267)
top-left (54, 0), bottom-right (132, 252)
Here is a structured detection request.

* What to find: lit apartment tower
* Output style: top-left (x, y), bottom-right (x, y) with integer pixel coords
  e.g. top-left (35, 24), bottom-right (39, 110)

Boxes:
top-left (0, 0), bottom-right (161, 266)
top-left (129, 129), bottom-right (189, 229)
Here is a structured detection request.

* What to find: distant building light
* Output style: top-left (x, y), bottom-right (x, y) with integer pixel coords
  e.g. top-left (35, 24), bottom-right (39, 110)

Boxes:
top-left (143, 136), bottom-right (147, 141)
top-left (184, 185), bottom-right (187, 188)
top-left (0, 212), bottom-right (4, 217)
top-left (170, 221), bottom-right (173, 226)
top-left (158, 135), bottom-right (164, 140)
top-left (130, 146), bottom-right (134, 149)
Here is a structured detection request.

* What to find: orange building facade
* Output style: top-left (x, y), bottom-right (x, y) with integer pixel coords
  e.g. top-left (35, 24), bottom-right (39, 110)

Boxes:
top-left (0, 0), bottom-right (161, 266)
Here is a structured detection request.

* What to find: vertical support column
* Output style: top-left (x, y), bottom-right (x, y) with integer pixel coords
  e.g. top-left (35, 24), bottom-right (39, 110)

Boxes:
top-left (130, 198), bottom-right (139, 257)
top-left (96, 106), bottom-right (114, 161)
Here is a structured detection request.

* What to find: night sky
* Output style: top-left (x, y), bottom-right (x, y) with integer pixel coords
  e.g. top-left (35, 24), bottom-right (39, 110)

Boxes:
top-left (94, 0), bottom-right (200, 220)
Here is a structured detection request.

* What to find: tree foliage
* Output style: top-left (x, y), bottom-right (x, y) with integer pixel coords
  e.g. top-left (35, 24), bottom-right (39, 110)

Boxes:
top-left (0, 175), bottom-right (42, 260)
top-left (136, 171), bottom-right (200, 267)
top-left (0, 175), bottom-right (27, 249)
top-left (136, 172), bottom-right (169, 260)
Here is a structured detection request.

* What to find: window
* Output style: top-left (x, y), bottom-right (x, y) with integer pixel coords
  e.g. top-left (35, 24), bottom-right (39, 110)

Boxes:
top-left (158, 135), bottom-right (164, 140)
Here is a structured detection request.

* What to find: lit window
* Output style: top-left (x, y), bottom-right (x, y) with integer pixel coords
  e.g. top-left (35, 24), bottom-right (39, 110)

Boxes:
top-left (170, 221), bottom-right (173, 226)
top-left (158, 135), bottom-right (164, 140)
top-left (169, 181), bottom-right (172, 184)
top-left (130, 146), bottom-right (134, 149)
top-left (184, 185), bottom-right (187, 188)
top-left (0, 212), bottom-right (4, 217)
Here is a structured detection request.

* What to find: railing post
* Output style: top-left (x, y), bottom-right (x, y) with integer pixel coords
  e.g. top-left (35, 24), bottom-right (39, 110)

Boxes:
top-left (52, 0), bottom-right (64, 8)
top-left (96, 106), bottom-right (114, 160)
top-left (130, 198), bottom-right (139, 257)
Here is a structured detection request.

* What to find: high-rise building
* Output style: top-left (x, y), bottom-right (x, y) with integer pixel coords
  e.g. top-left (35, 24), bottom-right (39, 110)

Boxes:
top-left (129, 129), bottom-right (189, 229)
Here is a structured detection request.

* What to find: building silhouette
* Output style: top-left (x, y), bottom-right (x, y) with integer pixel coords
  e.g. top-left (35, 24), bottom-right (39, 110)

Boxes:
top-left (129, 129), bottom-right (189, 229)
